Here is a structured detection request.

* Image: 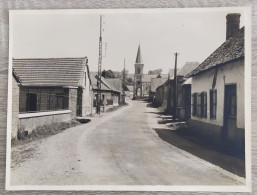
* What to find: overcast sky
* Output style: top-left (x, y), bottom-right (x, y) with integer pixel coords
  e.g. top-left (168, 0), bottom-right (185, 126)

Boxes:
top-left (11, 8), bottom-right (246, 74)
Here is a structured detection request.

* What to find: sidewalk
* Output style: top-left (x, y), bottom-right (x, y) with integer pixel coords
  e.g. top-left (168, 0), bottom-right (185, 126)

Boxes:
top-left (146, 103), bottom-right (245, 178)
top-left (153, 125), bottom-right (245, 177)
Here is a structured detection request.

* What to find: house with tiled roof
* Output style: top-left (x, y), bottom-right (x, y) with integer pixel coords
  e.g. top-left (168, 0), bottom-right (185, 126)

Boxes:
top-left (149, 78), bottom-right (167, 102)
top-left (152, 61), bottom-right (198, 116)
top-left (187, 13), bottom-right (245, 152)
top-left (89, 72), bottom-right (122, 111)
top-left (105, 78), bottom-right (125, 104)
top-left (12, 57), bottom-right (92, 138)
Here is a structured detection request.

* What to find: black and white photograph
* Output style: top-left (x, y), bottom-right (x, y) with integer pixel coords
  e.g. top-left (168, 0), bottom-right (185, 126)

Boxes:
top-left (6, 7), bottom-right (251, 192)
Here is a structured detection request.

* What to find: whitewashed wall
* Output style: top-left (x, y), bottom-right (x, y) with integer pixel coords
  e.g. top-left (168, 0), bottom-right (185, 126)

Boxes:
top-left (191, 59), bottom-right (244, 129)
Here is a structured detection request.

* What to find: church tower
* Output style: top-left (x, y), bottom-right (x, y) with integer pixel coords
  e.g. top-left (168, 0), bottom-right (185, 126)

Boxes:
top-left (133, 44), bottom-right (144, 98)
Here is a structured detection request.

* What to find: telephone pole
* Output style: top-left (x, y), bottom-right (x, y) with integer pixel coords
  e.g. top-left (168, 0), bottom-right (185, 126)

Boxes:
top-left (123, 58), bottom-right (126, 87)
top-left (173, 52), bottom-right (179, 120)
top-left (97, 15), bottom-right (103, 114)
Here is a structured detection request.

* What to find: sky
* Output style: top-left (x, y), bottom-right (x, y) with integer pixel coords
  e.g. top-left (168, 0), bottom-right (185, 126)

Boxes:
top-left (11, 8), bottom-right (246, 74)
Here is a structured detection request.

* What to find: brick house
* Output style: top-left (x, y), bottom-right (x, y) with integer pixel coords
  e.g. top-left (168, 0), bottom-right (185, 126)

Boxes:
top-left (187, 14), bottom-right (245, 151)
top-left (12, 57), bottom-right (92, 139)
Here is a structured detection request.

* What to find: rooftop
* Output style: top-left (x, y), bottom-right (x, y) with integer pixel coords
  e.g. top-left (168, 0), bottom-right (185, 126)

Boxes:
top-left (13, 57), bottom-right (87, 87)
top-left (187, 27), bottom-right (244, 77)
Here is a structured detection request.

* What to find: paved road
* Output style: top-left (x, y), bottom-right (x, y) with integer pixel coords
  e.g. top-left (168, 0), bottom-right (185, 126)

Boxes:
top-left (11, 100), bottom-right (245, 186)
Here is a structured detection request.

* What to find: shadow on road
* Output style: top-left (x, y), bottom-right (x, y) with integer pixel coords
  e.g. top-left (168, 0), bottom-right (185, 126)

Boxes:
top-left (154, 127), bottom-right (245, 178)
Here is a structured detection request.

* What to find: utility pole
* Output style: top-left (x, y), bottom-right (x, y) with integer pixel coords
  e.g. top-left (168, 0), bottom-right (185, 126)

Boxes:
top-left (97, 15), bottom-right (103, 114)
top-left (123, 58), bottom-right (126, 88)
top-left (173, 52), bottom-right (179, 121)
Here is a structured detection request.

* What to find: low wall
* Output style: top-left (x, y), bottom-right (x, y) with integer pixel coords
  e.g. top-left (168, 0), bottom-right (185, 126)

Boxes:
top-left (19, 110), bottom-right (72, 134)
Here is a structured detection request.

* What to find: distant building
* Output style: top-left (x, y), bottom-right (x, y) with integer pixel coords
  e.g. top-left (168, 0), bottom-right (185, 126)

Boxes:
top-left (154, 62), bottom-right (199, 116)
top-left (12, 57), bottom-right (92, 138)
top-left (90, 72), bottom-right (122, 112)
top-left (187, 13), bottom-right (245, 151)
top-left (105, 78), bottom-right (125, 104)
top-left (149, 78), bottom-right (167, 102)
top-left (133, 44), bottom-right (144, 98)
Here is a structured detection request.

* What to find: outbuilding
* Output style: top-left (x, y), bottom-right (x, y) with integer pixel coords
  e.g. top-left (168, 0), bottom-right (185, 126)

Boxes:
top-left (12, 57), bottom-right (92, 138)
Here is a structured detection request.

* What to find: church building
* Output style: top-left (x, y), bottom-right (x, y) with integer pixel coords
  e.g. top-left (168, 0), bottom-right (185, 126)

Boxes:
top-left (133, 44), bottom-right (144, 98)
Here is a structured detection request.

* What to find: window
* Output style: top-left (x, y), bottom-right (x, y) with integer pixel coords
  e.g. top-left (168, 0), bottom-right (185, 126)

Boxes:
top-left (192, 93), bottom-right (197, 116)
top-left (210, 89), bottom-right (217, 119)
top-left (26, 93), bottom-right (37, 112)
top-left (193, 92), bottom-right (207, 118)
top-left (137, 68), bottom-right (141, 74)
top-left (20, 88), bottom-right (69, 113)
top-left (201, 92), bottom-right (207, 118)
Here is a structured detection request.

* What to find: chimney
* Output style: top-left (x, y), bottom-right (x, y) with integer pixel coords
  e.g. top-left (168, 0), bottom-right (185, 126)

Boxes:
top-left (226, 13), bottom-right (241, 40)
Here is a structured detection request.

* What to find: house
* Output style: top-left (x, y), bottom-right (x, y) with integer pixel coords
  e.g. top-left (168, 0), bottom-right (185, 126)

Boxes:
top-left (149, 78), bottom-right (167, 102)
top-left (105, 78), bottom-right (126, 104)
top-left (154, 62), bottom-right (198, 115)
top-left (90, 73), bottom-right (121, 112)
top-left (186, 13), bottom-right (245, 150)
top-left (12, 57), bottom-right (92, 138)
top-left (126, 85), bottom-right (134, 99)
top-left (176, 62), bottom-right (199, 120)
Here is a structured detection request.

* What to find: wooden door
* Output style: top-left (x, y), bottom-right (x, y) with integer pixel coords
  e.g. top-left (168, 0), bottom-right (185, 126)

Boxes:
top-left (224, 84), bottom-right (237, 141)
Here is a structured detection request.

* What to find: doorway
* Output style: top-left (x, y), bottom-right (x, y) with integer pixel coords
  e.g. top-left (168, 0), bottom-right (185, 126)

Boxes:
top-left (223, 84), bottom-right (237, 141)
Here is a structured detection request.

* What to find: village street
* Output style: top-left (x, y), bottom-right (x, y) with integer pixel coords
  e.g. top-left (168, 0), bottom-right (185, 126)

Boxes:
top-left (11, 100), bottom-right (245, 186)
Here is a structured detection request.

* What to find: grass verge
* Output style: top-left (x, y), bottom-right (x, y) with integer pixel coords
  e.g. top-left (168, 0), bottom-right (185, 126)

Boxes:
top-left (11, 120), bottom-right (81, 147)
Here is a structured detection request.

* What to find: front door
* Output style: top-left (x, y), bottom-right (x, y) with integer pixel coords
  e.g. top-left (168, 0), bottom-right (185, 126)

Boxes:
top-left (223, 84), bottom-right (237, 141)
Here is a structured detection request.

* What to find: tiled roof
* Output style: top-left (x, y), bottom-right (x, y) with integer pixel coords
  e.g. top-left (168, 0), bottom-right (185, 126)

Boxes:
top-left (105, 78), bottom-right (123, 93)
top-left (13, 57), bottom-right (87, 87)
top-left (178, 62), bottom-right (199, 77)
top-left (150, 78), bottom-right (167, 92)
top-left (187, 27), bottom-right (244, 77)
top-left (127, 86), bottom-right (134, 92)
top-left (142, 74), bottom-right (168, 82)
top-left (89, 72), bottom-right (120, 93)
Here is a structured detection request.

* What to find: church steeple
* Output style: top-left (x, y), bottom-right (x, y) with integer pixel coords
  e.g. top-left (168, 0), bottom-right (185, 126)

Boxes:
top-left (135, 44), bottom-right (142, 64)
top-left (133, 44), bottom-right (144, 99)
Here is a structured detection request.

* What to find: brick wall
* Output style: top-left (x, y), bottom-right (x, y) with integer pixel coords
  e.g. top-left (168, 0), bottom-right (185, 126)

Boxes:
top-left (68, 88), bottom-right (77, 118)
top-left (12, 77), bottom-right (20, 138)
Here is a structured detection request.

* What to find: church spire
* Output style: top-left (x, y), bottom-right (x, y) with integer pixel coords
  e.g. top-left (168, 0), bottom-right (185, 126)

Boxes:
top-left (135, 44), bottom-right (142, 64)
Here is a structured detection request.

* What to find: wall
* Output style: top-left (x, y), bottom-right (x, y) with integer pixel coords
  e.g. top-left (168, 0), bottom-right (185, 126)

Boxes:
top-left (68, 88), bottom-right (78, 118)
top-left (191, 59), bottom-right (244, 129)
top-left (12, 77), bottom-right (20, 138)
top-left (19, 111), bottom-right (71, 134)
top-left (81, 70), bottom-right (92, 116)
top-left (142, 82), bottom-right (150, 97)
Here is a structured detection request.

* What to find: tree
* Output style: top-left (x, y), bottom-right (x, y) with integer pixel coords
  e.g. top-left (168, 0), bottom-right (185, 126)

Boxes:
top-left (148, 69), bottom-right (162, 75)
top-left (102, 70), bottom-right (115, 78)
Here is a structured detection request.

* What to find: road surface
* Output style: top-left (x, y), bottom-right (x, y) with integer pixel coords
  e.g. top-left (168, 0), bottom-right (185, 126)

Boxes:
top-left (11, 100), bottom-right (245, 186)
